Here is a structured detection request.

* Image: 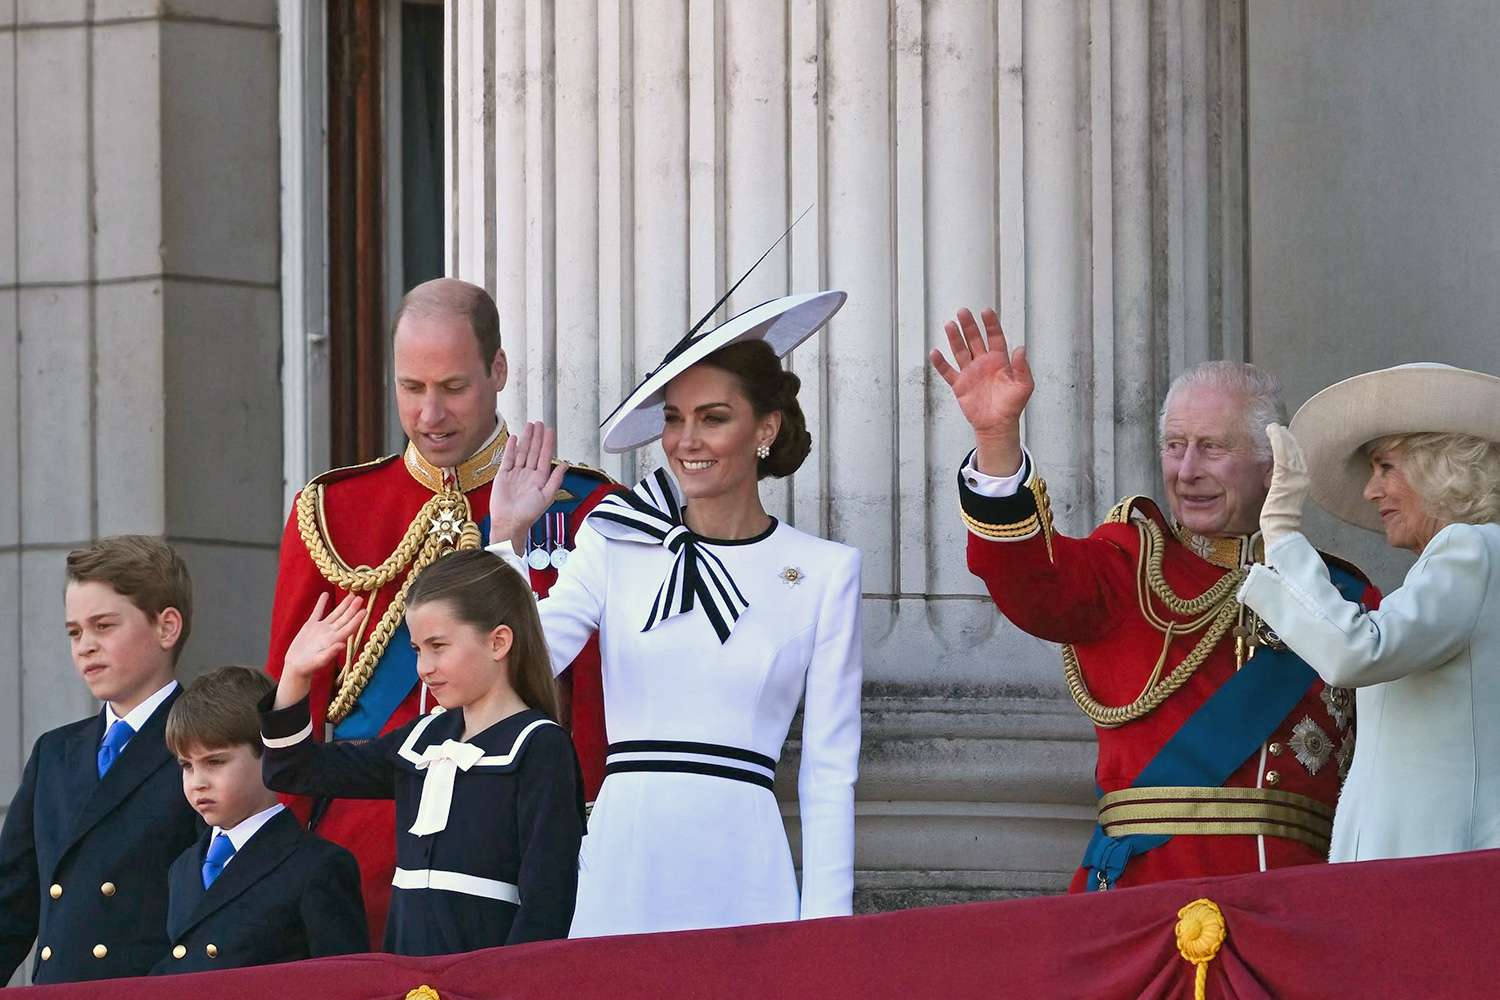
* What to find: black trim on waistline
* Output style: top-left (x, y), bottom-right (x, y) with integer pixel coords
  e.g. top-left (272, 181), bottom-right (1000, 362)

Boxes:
top-left (604, 759), bottom-right (775, 791)
top-left (606, 739), bottom-right (777, 771)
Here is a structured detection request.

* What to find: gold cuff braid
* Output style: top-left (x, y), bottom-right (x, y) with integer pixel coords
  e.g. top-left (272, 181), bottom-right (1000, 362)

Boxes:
top-left (960, 473), bottom-right (1057, 560)
top-left (960, 509), bottom-right (1040, 540)
top-left (296, 484), bottom-right (481, 724)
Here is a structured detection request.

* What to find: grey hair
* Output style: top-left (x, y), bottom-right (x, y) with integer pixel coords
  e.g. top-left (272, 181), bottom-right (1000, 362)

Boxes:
top-left (1365, 432), bottom-right (1500, 527)
top-left (1158, 361), bottom-right (1287, 461)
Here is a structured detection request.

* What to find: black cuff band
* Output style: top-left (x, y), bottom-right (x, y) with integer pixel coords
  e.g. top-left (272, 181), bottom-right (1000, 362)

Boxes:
top-left (258, 690), bottom-right (314, 742)
top-left (957, 451), bottom-right (1043, 539)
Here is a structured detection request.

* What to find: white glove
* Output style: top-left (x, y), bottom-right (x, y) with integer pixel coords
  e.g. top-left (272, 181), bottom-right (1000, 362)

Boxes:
top-left (1260, 423), bottom-right (1310, 545)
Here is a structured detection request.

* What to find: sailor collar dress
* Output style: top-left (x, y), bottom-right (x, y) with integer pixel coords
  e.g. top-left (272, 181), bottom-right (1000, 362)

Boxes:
top-left (260, 696), bottom-right (584, 954)
top-left (504, 501), bottom-right (865, 937)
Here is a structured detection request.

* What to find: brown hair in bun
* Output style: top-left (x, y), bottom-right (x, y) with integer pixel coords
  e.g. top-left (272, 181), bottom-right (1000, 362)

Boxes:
top-left (698, 339), bottom-right (811, 480)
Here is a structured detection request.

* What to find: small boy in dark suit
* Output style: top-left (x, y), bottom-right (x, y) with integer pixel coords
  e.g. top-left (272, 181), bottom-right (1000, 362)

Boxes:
top-left (153, 666), bottom-right (367, 975)
top-left (0, 536), bottom-right (202, 985)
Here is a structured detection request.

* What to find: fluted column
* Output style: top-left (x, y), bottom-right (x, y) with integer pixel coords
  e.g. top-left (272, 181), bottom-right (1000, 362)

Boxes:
top-left (449, 0), bottom-right (1246, 907)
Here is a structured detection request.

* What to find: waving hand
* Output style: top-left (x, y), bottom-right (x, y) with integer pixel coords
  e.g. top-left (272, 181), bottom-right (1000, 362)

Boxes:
top-left (929, 307), bottom-right (1033, 476)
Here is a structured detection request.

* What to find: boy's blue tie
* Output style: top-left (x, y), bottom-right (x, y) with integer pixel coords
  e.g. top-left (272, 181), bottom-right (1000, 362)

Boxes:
top-left (201, 833), bottom-right (235, 889)
top-left (96, 719), bottom-right (135, 778)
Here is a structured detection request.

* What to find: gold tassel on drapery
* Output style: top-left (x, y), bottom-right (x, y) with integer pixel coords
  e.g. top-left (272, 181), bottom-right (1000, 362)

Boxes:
top-left (1174, 898), bottom-right (1227, 1000)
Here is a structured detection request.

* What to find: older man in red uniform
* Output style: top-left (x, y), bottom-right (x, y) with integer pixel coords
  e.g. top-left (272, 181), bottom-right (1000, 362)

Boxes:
top-left (266, 279), bottom-right (614, 940)
top-left (931, 308), bottom-right (1377, 891)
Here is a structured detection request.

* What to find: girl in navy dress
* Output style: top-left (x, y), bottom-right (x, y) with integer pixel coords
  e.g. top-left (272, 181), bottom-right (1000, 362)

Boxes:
top-left (260, 549), bottom-right (584, 955)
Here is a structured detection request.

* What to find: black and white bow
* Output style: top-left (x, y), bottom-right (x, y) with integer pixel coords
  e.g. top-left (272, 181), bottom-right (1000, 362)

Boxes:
top-left (586, 468), bottom-right (751, 644)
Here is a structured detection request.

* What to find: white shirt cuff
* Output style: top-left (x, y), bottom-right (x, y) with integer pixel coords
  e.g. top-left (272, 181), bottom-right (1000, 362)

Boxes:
top-left (486, 539), bottom-right (530, 578)
top-left (960, 447), bottom-right (1032, 498)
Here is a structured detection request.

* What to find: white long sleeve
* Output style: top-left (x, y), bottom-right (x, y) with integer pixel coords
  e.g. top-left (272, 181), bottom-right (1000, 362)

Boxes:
top-left (795, 545), bottom-right (863, 919)
top-left (490, 522), bottom-right (608, 677)
top-left (1239, 523), bottom-right (1490, 688)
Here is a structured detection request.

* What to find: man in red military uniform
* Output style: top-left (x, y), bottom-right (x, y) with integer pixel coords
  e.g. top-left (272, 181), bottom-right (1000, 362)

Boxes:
top-left (266, 278), bottom-right (615, 941)
top-left (931, 308), bottom-right (1377, 892)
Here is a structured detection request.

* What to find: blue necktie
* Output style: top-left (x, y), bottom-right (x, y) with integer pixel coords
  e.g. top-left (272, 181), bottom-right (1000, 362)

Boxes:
top-left (201, 833), bottom-right (235, 889)
top-left (96, 719), bottom-right (135, 778)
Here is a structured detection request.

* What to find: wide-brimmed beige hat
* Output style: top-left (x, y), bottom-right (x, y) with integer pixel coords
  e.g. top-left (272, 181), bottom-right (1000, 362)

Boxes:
top-left (1289, 363), bottom-right (1500, 532)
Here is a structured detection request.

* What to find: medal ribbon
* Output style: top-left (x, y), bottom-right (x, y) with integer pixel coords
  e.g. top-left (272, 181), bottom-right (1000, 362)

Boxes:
top-left (586, 468), bottom-right (750, 644)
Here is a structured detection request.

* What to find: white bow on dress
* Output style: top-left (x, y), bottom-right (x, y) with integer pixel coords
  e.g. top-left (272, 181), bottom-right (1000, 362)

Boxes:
top-left (407, 739), bottom-right (486, 836)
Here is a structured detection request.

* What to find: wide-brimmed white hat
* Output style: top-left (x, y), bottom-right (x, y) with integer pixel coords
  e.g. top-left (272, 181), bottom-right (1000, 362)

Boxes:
top-left (600, 208), bottom-right (844, 453)
top-left (1289, 363), bottom-right (1500, 531)
top-left (600, 290), bottom-right (846, 453)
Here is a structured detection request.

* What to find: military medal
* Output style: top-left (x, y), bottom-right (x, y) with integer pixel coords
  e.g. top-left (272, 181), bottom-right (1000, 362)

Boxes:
top-left (547, 513), bottom-right (569, 569)
top-left (526, 521), bottom-right (551, 570)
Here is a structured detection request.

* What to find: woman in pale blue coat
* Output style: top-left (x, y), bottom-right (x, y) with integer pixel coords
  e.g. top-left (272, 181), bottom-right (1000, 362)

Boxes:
top-left (1239, 364), bottom-right (1500, 862)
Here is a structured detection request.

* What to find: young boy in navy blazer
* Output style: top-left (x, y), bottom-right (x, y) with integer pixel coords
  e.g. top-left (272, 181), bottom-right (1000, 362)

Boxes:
top-left (0, 536), bottom-right (202, 985)
top-left (153, 666), bottom-right (367, 975)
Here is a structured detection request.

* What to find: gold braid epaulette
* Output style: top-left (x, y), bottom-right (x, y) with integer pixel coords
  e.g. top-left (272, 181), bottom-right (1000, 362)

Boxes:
top-left (295, 483), bottom-right (482, 724)
top-left (1062, 517), bottom-right (1245, 728)
top-left (1105, 495), bottom-right (1155, 525)
top-left (1032, 475), bottom-right (1056, 560)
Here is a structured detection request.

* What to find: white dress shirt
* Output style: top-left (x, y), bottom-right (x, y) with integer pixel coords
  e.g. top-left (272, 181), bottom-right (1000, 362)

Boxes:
top-left (211, 802), bottom-right (286, 871)
top-left (959, 447), bottom-right (1032, 498)
top-left (103, 679), bottom-right (179, 749)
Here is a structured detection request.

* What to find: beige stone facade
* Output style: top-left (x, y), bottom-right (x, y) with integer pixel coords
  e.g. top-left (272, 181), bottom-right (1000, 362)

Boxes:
top-left (0, 0), bottom-right (283, 939)
top-left (3, 3), bottom-right (1499, 981)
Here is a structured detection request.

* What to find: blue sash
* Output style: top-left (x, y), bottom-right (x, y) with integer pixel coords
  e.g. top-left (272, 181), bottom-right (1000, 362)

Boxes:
top-left (1081, 562), bottom-right (1366, 890)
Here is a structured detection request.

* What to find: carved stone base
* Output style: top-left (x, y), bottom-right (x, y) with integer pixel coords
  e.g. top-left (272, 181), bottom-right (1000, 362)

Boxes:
top-left (854, 869), bottom-right (1072, 914)
top-left (779, 682), bottom-right (1098, 911)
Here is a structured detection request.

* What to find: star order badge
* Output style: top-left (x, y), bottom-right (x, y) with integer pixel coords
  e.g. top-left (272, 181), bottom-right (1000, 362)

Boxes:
top-left (1321, 685), bottom-right (1354, 730)
top-left (778, 566), bottom-right (804, 588)
top-left (1288, 715), bottom-right (1333, 776)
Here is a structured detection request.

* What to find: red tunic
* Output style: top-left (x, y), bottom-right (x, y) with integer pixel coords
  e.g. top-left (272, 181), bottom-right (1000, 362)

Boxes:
top-left (958, 458), bottom-right (1376, 891)
top-left (266, 445), bottom-right (616, 943)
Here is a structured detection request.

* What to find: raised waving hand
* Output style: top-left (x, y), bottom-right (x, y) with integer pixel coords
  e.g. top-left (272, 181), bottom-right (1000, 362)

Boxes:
top-left (489, 420), bottom-right (568, 553)
top-left (929, 307), bottom-right (1033, 477)
top-left (274, 591), bottom-right (365, 709)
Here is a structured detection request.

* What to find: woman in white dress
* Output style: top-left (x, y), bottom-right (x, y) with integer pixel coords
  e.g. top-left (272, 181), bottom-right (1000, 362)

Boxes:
top-left (489, 290), bottom-right (863, 936)
top-left (1240, 363), bottom-right (1500, 861)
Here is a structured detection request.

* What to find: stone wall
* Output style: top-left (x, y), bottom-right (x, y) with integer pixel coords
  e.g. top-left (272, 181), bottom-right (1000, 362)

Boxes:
top-left (0, 0), bottom-right (283, 872)
top-left (1247, 0), bottom-right (1500, 594)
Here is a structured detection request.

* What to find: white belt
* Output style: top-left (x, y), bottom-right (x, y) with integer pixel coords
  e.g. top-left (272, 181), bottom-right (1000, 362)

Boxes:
top-left (391, 867), bottom-right (521, 904)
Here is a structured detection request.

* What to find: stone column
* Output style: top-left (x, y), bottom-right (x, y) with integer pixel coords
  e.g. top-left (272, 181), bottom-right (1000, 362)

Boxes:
top-left (0, 1), bottom-right (283, 830)
top-left (448, 0), bottom-right (1246, 907)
